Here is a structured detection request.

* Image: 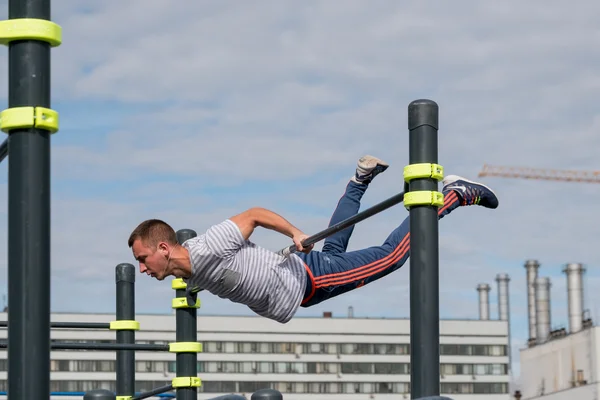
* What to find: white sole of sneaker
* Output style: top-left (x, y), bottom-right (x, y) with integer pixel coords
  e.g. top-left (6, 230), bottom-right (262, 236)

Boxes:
top-left (443, 174), bottom-right (497, 196)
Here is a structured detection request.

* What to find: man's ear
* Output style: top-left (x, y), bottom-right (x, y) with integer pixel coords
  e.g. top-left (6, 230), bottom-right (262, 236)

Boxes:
top-left (157, 241), bottom-right (169, 255)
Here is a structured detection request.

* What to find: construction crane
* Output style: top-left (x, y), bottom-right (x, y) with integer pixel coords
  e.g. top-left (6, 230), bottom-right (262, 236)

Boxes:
top-left (478, 164), bottom-right (600, 184)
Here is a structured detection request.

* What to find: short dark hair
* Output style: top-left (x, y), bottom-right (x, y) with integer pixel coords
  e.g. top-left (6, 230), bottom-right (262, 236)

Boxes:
top-left (128, 219), bottom-right (178, 248)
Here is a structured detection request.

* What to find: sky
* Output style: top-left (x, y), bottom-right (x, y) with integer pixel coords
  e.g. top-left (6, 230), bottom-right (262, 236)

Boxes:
top-left (0, 0), bottom-right (600, 389)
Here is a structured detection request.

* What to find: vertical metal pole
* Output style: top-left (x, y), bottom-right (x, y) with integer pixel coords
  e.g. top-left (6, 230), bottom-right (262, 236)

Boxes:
top-left (175, 229), bottom-right (199, 400)
top-left (6, 1), bottom-right (54, 399)
top-left (408, 99), bottom-right (440, 398)
top-left (116, 263), bottom-right (136, 398)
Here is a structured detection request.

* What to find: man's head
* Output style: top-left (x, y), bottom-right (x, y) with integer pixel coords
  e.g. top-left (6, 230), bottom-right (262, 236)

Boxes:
top-left (128, 219), bottom-right (179, 280)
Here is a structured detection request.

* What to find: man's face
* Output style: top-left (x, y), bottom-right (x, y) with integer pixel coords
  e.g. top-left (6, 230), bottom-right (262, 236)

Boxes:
top-left (131, 239), bottom-right (170, 281)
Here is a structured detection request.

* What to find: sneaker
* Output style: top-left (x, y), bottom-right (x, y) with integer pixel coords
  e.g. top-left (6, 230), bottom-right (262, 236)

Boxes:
top-left (443, 175), bottom-right (499, 209)
top-left (352, 155), bottom-right (389, 184)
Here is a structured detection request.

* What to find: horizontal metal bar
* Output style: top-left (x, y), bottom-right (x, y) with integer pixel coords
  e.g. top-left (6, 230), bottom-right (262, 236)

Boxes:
top-left (207, 396), bottom-right (247, 400)
top-left (51, 321), bottom-right (111, 329)
top-left (50, 342), bottom-right (170, 351)
top-left (0, 341), bottom-right (169, 351)
top-left (132, 384), bottom-right (175, 400)
top-left (0, 320), bottom-right (111, 329)
top-left (278, 190), bottom-right (406, 256)
top-left (0, 391), bottom-right (175, 398)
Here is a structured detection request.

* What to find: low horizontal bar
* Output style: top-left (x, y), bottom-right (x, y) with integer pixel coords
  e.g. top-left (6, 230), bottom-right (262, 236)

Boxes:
top-left (0, 341), bottom-right (169, 352)
top-left (207, 395), bottom-right (247, 400)
top-left (0, 321), bottom-right (111, 329)
top-left (132, 384), bottom-right (175, 400)
top-left (0, 391), bottom-right (175, 398)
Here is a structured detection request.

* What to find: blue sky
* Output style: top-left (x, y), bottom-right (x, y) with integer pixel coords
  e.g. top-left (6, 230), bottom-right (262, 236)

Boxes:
top-left (1, 0), bottom-right (600, 388)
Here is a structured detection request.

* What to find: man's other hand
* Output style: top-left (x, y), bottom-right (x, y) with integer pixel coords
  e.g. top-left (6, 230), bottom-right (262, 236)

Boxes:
top-left (293, 233), bottom-right (313, 254)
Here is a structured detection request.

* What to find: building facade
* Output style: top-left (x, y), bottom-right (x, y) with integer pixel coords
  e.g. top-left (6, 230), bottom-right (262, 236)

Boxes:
top-left (0, 312), bottom-right (510, 400)
top-left (515, 261), bottom-right (598, 400)
top-left (519, 325), bottom-right (599, 400)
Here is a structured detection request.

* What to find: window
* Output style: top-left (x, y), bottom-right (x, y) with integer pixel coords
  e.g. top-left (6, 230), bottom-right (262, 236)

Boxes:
top-left (441, 382), bottom-right (508, 394)
top-left (0, 379), bottom-right (508, 395)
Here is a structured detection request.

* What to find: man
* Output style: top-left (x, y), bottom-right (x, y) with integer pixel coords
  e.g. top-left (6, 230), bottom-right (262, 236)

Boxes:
top-left (128, 155), bottom-right (499, 323)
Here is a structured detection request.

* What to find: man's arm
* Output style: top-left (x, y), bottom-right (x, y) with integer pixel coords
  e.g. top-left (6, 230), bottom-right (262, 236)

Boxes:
top-left (229, 207), bottom-right (313, 253)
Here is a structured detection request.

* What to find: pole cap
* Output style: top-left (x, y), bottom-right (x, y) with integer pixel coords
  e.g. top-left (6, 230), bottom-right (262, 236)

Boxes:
top-left (83, 389), bottom-right (116, 400)
top-left (408, 99), bottom-right (439, 130)
top-left (115, 263), bottom-right (135, 283)
top-left (177, 228), bottom-right (198, 244)
top-left (251, 388), bottom-right (283, 400)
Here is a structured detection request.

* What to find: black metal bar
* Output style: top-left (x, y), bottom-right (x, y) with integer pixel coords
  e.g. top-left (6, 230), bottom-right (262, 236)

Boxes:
top-left (7, 0), bottom-right (53, 399)
top-left (0, 340), bottom-right (169, 351)
top-left (277, 191), bottom-right (406, 256)
top-left (0, 321), bottom-right (111, 329)
top-left (132, 384), bottom-right (175, 400)
top-left (408, 99), bottom-right (440, 398)
top-left (51, 342), bottom-right (168, 351)
top-left (208, 395), bottom-right (247, 400)
top-left (175, 229), bottom-right (199, 400)
top-left (0, 138), bottom-right (7, 163)
top-left (116, 263), bottom-right (136, 398)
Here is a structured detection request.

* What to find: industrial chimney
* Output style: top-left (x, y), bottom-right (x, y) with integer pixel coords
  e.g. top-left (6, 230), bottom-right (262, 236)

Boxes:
top-left (496, 273), bottom-right (512, 374)
top-left (477, 283), bottom-right (491, 320)
top-left (525, 260), bottom-right (540, 342)
top-left (563, 263), bottom-right (585, 334)
top-left (496, 273), bottom-right (510, 321)
top-left (535, 276), bottom-right (552, 344)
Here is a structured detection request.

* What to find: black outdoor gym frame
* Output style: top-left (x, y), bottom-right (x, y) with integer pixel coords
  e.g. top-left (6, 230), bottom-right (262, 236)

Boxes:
top-left (0, 0), bottom-right (443, 398)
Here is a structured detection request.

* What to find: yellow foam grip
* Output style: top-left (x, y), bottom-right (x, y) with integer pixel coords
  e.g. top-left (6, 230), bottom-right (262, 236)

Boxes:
top-left (403, 163), bottom-right (444, 182)
top-left (0, 18), bottom-right (62, 47)
top-left (116, 396), bottom-right (131, 400)
top-left (404, 191), bottom-right (444, 209)
top-left (0, 107), bottom-right (59, 134)
top-left (172, 278), bottom-right (187, 290)
top-left (109, 320), bottom-right (140, 331)
top-left (169, 342), bottom-right (203, 353)
top-left (172, 297), bottom-right (200, 309)
top-left (172, 377), bottom-right (201, 388)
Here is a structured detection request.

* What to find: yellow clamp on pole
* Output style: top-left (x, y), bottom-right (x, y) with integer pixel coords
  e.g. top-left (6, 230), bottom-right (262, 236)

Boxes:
top-left (172, 297), bottom-right (200, 309)
top-left (109, 320), bottom-right (140, 331)
top-left (403, 163), bottom-right (444, 183)
top-left (172, 377), bottom-right (202, 388)
top-left (169, 342), bottom-right (203, 353)
top-left (0, 18), bottom-right (62, 47)
top-left (116, 396), bottom-right (132, 400)
top-left (0, 106), bottom-right (59, 134)
top-left (404, 191), bottom-right (444, 209)
top-left (403, 163), bottom-right (445, 209)
top-left (172, 278), bottom-right (187, 290)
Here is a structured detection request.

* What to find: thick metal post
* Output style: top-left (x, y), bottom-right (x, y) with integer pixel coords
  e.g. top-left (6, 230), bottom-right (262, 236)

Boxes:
top-left (5, 1), bottom-right (56, 399)
top-left (115, 263), bottom-right (136, 398)
top-left (408, 99), bottom-right (441, 398)
top-left (175, 229), bottom-right (199, 400)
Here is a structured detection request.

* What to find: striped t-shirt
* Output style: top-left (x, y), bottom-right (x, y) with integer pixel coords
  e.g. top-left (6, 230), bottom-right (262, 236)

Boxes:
top-left (182, 219), bottom-right (307, 323)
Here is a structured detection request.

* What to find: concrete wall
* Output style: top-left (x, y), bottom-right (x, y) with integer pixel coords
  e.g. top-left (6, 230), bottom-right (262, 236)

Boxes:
top-left (519, 327), bottom-right (598, 399)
